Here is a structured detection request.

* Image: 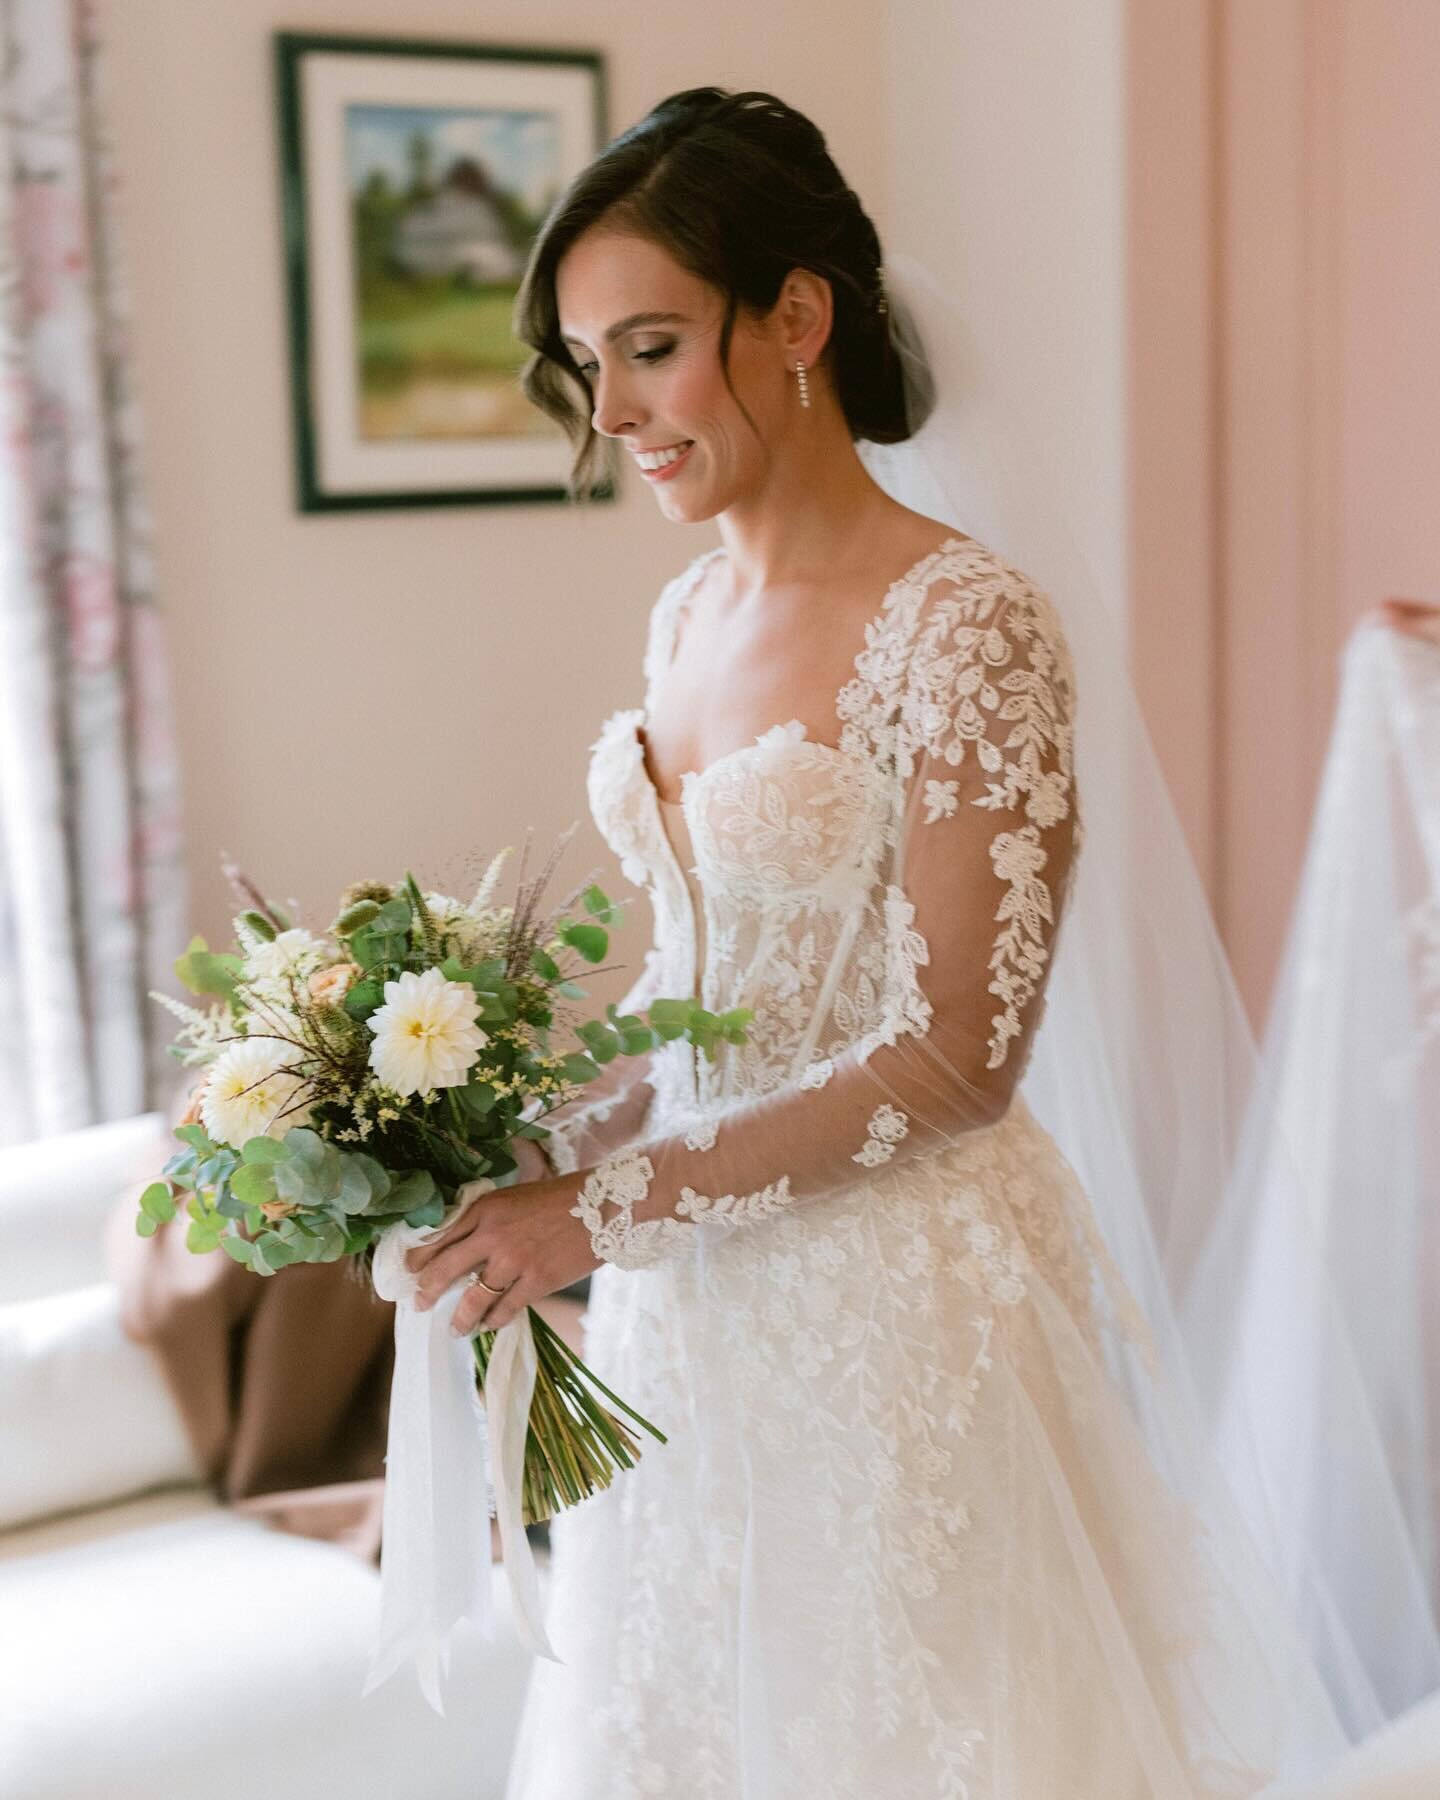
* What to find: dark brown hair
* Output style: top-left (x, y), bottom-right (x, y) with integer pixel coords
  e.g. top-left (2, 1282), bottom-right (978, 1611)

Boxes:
top-left (513, 87), bottom-right (926, 501)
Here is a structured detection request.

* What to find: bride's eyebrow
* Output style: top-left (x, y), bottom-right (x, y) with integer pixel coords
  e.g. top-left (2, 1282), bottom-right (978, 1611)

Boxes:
top-left (560, 310), bottom-right (691, 352)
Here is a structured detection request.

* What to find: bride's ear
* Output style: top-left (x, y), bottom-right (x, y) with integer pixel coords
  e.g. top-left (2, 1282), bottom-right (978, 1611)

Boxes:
top-left (775, 267), bottom-right (833, 368)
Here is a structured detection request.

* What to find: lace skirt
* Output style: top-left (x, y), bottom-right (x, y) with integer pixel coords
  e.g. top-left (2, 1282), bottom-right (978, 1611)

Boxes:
top-left (502, 1102), bottom-right (1283, 1799)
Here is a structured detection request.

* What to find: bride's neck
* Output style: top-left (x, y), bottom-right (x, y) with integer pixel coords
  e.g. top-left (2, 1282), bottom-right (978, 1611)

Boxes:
top-left (716, 423), bottom-right (898, 593)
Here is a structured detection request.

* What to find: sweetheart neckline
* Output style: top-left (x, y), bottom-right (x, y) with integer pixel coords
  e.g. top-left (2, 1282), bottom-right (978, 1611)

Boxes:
top-left (635, 531), bottom-right (967, 805)
top-left (636, 718), bottom-right (851, 808)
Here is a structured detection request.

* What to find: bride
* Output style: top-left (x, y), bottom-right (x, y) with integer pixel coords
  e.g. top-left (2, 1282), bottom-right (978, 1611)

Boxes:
top-left (405, 88), bottom-right (1406, 1797)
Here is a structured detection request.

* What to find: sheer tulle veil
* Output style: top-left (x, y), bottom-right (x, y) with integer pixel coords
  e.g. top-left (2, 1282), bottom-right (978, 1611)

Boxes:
top-left (859, 248), bottom-right (1440, 1773)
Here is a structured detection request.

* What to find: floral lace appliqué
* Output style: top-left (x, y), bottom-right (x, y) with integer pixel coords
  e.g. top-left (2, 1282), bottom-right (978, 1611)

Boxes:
top-left (852, 1101), bottom-right (910, 1167)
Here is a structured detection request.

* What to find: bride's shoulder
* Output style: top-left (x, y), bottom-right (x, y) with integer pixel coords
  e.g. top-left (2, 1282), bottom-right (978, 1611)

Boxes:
top-left (927, 535), bottom-right (1066, 639)
top-left (912, 535), bottom-right (1076, 706)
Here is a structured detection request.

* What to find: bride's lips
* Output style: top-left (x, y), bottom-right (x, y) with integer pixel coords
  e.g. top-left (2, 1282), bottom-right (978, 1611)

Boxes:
top-left (636, 441), bottom-right (694, 482)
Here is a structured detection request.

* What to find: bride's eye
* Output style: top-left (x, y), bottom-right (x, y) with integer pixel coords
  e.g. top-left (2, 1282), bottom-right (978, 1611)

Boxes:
top-left (572, 344), bottom-right (673, 377)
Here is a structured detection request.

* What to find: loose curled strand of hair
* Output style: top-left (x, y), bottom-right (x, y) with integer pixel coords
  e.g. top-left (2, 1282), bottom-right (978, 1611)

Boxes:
top-left (513, 87), bottom-right (928, 503)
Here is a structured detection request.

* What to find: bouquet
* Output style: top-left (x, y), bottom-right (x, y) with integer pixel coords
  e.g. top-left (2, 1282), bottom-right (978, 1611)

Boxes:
top-left (136, 843), bottom-right (749, 1528)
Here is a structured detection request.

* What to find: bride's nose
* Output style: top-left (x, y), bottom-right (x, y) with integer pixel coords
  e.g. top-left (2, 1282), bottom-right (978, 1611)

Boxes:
top-left (590, 369), bottom-right (642, 440)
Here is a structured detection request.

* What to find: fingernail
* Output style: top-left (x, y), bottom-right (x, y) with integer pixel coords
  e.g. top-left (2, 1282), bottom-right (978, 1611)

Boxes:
top-left (414, 1292), bottom-right (430, 1311)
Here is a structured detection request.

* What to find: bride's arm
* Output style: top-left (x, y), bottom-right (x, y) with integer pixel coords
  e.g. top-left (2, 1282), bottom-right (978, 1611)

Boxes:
top-left (571, 577), bottom-right (1080, 1269)
top-left (408, 572), bottom-right (1080, 1326)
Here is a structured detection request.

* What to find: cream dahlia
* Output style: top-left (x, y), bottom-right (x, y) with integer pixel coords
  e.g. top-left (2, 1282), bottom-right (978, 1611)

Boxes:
top-left (366, 966), bottom-right (486, 1098)
top-left (200, 1038), bottom-right (312, 1147)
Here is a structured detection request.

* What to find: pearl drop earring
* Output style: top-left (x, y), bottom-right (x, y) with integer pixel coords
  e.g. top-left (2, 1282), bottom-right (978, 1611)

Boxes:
top-left (794, 360), bottom-right (811, 409)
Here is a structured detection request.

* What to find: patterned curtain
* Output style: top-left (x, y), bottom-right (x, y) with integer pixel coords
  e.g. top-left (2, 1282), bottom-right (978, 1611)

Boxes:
top-left (0, 0), bottom-right (184, 1146)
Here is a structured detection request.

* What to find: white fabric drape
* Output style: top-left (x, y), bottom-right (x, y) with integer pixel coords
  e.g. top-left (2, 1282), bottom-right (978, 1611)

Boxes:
top-left (0, 0), bottom-right (184, 1146)
top-left (1198, 623), bottom-right (1440, 1708)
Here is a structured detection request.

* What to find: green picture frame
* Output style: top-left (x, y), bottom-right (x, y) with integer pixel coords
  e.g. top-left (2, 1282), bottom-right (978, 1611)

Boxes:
top-left (274, 31), bottom-right (614, 512)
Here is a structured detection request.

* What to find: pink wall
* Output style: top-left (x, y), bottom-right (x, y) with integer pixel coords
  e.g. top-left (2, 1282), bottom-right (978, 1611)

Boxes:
top-left (1130, 0), bottom-right (1440, 1028)
top-left (104, 0), bottom-right (889, 967)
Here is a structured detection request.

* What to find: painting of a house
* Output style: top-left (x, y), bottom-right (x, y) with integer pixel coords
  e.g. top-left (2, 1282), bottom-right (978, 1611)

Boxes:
top-left (347, 103), bottom-right (559, 440)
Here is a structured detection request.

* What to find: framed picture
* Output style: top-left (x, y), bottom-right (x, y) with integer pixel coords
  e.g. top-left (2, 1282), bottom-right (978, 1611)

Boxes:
top-left (274, 32), bottom-right (613, 512)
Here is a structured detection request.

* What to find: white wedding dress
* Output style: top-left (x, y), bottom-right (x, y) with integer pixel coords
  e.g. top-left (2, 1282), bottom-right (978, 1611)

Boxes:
top-left (503, 536), bottom-right (1305, 1799)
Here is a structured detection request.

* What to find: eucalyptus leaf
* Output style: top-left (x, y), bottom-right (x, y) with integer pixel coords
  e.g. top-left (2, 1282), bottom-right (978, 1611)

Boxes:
top-left (174, 937), bottom-right (241, 1002)
top-left (582, 883), bottom-right (618, 923)
top-left (559, 1053), bottom-right (601, 1084)
top-left (335, 1160), bottom-right (375, 1216)
top-left (559, 922), bottom-right (607, 964)
top-left (387, 1169), bottom-right (438, 1214)
top-left (374, 898), bottom-right (413, 934)
top-left (232, 1163), bottom-right (277, 1208)
top-left (576, 1020), bottom-right (620, 1064)
top-left (240, 1137), bottom-right (286, 1165)
top-left (139, 1182), bottom-right (176, 1224)
top-left (221, 1235), bottom-right (254, 1266)
top-left (402, 1192), bottom-right (446, 1229)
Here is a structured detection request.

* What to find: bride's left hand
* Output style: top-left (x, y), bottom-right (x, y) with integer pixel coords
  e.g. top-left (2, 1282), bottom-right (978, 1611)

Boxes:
top-left (405, 1173), bottom-right (600, 1335)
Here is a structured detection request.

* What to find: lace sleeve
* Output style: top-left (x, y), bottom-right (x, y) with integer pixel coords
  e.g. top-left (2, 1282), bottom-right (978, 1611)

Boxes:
top-left (571, 575), bottom-right (1080, 1269)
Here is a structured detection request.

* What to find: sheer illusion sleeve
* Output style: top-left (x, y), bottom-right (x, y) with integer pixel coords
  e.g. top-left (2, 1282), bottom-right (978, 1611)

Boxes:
top-left (570, 575), bottom-right (1081, 1269)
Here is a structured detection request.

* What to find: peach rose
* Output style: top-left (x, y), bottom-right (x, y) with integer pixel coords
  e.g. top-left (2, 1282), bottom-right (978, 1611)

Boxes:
top-left (308, 961), bottom-right (361, 1007)
top-left (260, 1197), bottom-right (299, 1222)
top-left (179, 1079), bottom-right (208, 1128)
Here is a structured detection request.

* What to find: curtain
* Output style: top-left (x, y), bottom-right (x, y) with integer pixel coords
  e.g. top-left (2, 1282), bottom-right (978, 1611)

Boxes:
top-left (0, 0), bottom-right (184, 1147)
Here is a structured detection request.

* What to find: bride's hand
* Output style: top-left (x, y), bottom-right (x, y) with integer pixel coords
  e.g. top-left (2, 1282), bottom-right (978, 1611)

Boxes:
top-left (404, 1168), bottom-right (599, 1336)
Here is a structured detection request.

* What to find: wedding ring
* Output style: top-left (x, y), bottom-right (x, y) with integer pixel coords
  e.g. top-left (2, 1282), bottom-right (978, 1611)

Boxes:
top-left (467, 1270), bottom-right (506, 1296)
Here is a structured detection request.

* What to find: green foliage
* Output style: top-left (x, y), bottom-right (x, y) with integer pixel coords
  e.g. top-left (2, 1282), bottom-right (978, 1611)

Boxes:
top-left (455, 1081), bottom-right (497, 1119)
top-left (240, 1137), bottom-right (286, 1164)
top-left (349, 897), bottom-right (413, 970)
top-left (138, 1182), bottom-right (176, 1223)
top-left (174, 937), bottom-right (242, 1002)
top-left (148, 866), bottom-right (757, 1286)
top-left (441, 956), bottom-right (518, 1025)
top-left (239, 910), bottom-right (276, 943)
top-left (333, 898), bottom-right (381, 935)
top-left (343, 977), bottom-right (386, 1021)
top-left (644, 998), bottom-right (692, 1041)
top-left (558, 921), bottom-right (608, 964)
top-left (582, 884), bottom-right (621, 926)
top-left (575, 1018), bottom-right (620, 1065)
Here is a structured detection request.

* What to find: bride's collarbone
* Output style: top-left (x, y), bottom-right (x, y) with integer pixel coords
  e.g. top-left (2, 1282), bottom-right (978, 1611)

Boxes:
top-left (644, 571), bottom-right (907, 796)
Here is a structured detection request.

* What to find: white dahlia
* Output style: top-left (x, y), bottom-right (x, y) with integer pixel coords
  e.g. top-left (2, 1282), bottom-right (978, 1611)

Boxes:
top-left (367, 966), bottom-right (486, 1098)
top-left (201, 1038), bottom-right (312, 1148)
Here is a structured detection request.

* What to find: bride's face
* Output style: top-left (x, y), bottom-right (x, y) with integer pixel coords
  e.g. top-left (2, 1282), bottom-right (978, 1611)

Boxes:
top-left (556, 228), bottom-right (787, 522)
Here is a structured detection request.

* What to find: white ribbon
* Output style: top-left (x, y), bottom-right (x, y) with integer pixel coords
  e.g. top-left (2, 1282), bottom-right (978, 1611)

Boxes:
top-left (363, 1180), bottom-right (559, 1714)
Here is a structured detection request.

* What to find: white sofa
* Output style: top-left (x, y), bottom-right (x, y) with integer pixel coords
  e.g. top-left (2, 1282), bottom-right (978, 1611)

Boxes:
top-left (0, 1114), bottom-right (538, 1800)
